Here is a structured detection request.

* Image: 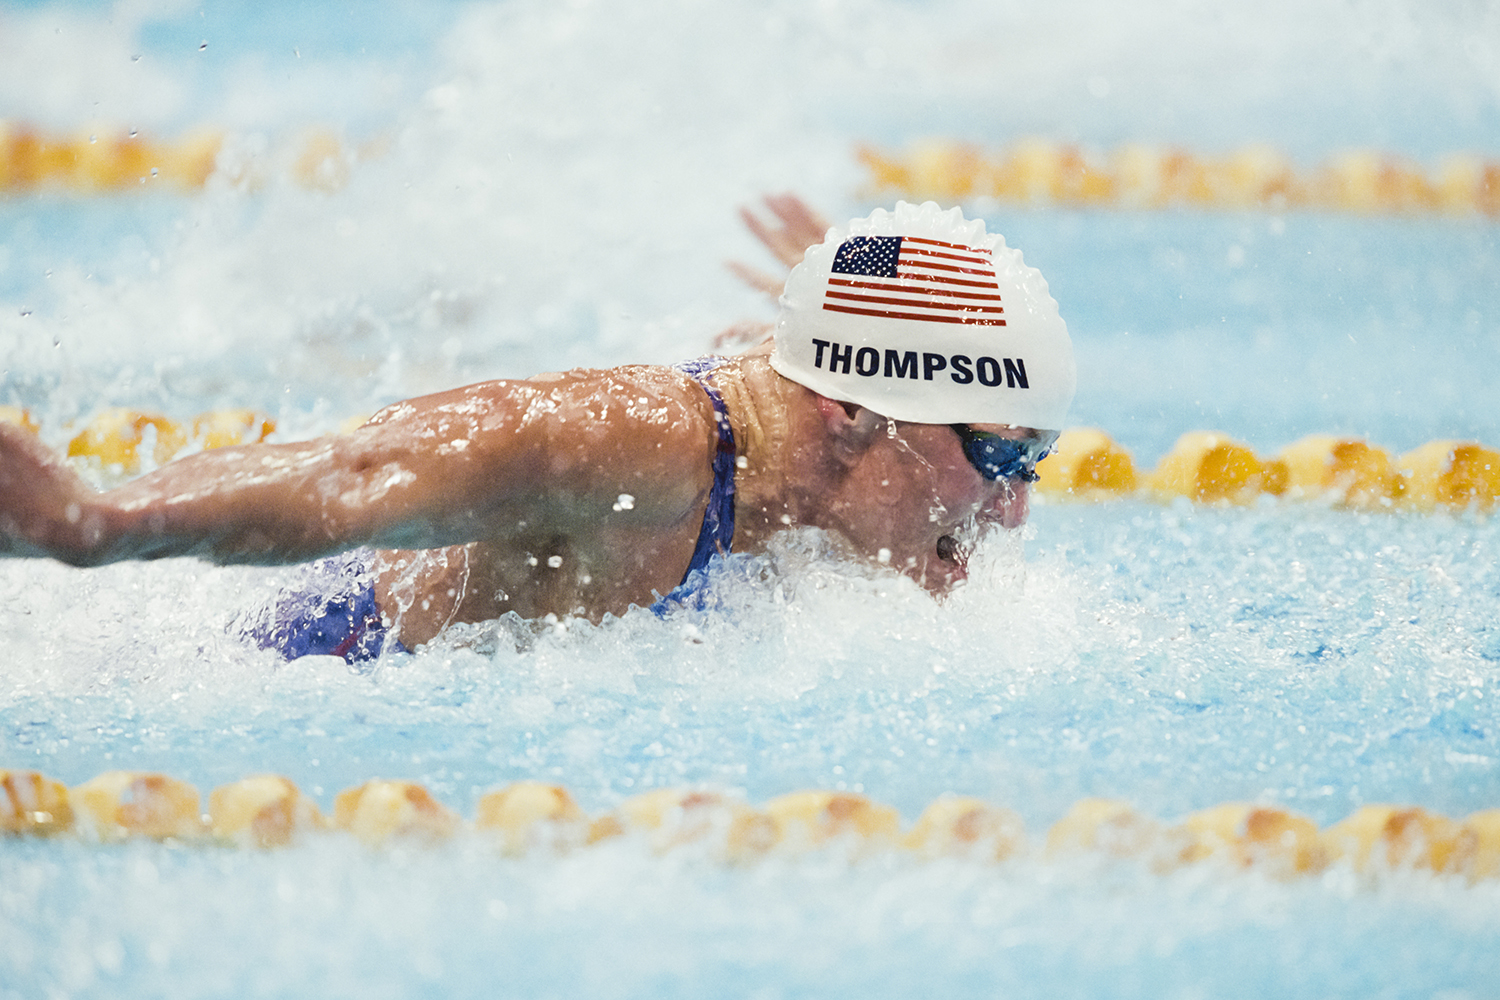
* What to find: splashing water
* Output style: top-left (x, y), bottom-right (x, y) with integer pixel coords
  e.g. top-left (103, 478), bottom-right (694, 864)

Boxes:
top-left (3, 1), bottom-right (1500, 997)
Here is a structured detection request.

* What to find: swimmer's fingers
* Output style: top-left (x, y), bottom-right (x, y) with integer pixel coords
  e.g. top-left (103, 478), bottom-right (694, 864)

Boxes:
top-left (739, 193), bottom-right (829, 271)
top-left (740, 203), bottom-right (807, 268)
top-left (0, 423), bottom-right (97, 563)
top-left (762, 193), bottom-right (830, 259)
top-left (724, 260), bottom-right (783, 300)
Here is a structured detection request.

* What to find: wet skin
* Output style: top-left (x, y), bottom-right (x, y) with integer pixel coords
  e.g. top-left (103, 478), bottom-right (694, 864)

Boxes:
top-left (369, 350), bottom-right (1036, 643)
top-left (826, 419), bottom-right (1030, 589)
top-left (0, 365), bottom-right (717, 633)
top-left (0, 354), bottom-right (1034, 648)
top-left (0, 194), bottom-right (1043, 648)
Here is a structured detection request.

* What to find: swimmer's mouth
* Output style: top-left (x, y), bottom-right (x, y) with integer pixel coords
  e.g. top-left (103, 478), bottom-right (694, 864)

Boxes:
top-left (936, 515), bottom-right (991, 582)
top-left (935, 533), bottom-right (969, 579)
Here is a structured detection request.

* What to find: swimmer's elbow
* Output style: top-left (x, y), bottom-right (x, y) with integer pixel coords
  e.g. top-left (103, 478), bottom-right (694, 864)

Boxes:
top-left (12, 504), bottom-right (119, 568)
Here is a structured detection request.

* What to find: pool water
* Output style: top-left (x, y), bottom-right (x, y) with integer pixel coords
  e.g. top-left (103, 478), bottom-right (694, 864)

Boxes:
top-left (3, 1), bottom-right (1500, 997)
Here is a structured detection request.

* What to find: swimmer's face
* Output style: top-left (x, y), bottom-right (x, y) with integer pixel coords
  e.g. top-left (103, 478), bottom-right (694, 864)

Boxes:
top-left (836, 419), bottom-right (1033, 591)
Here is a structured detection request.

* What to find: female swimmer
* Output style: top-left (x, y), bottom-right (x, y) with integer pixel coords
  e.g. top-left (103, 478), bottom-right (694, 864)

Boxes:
top-left (0, 199), bottom-right (1073, 660)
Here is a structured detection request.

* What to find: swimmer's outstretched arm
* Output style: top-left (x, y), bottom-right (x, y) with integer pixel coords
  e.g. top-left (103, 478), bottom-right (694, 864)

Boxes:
top-left (0, 369), bottom-right (713, 567)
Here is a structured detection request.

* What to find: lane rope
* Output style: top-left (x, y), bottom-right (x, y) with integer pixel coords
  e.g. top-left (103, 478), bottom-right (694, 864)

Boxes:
top-left (6, 121), bottom-right (1497, 220)
top-left (1036, 427), bottom-right (1500, 512)
top-left (858, 139), bottom-right (1500, 218)
top-left (0, 122), bottom-right (378, 195)
top-left (4, 768), bottom-right (1497, 883)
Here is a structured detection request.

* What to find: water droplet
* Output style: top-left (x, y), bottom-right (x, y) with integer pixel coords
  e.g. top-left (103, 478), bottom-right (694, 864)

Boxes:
top-left (199, 41), bottom-right (208, 51)
top-left (129, 129), bottom-right (138, 138)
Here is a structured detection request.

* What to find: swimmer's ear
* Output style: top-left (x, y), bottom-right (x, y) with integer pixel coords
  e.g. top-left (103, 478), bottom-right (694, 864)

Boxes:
top-left (815, 395), bottom-right (884, 467)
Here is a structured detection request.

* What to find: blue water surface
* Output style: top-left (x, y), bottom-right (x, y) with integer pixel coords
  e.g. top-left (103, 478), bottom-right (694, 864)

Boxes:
top-left (3, 0), bottom-right (1500, 997)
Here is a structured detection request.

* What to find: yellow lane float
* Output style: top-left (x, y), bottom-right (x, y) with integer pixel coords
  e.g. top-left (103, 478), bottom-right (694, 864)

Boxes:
top-left (1144, 431), bottom-right (1269, 505)
top-left (1268, 434), bottom-right (1399, 509)
top-left (6, 766), bottom-right (1500, 885)
top-left (67, 409), bottom-right (189, 473)
top-left (1, 120), bottom-right (399, 196)
top-left (474, 780), bottom-right (588, 855)
top-left (0, 122), bottom-right (220, 193)
top-left (9, 115), bottom-right (1496, 217)
top-left (1394, 441), bottom-right (1500, 513)
top-left (1028, 429), bottom-right (1500, 513)
top-left (0, 405), bottom-right (40, 434)
top-left (64, 408), bottom-right (276, 474)
top-left (2, 769), bottom-right (75, 836)
top-left (1462, 810), bottom-right (1500, 883)
top-left (589, 787), bottom-right (779, 861)
top-left (333, 779), bottom-right (461, 846)
top-left (764, 790), bottom-right (901, 853)
top-left (70, 770), bottom-right (204, 842)
top-left (1320, 805), bottom-right (1468, 874)
top-left (192, 408), bottom-right (278, 451)
top-left (902, 795), bottom-right (1026, 861)
top-left (1044, 797), bottom-right (1177, 866)
top-left (1034, 427), bottom-right (1138, 499)
top-left (208, 775), bottom-right (327, 848)
top-left (1178, 802), bottom-right (1327, 879)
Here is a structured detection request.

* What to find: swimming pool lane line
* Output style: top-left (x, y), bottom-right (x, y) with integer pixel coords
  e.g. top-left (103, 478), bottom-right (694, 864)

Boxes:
top-left (5, 768), bottom-right (1498, 886)
top-left (6, 120), bottom-right (1500, 220)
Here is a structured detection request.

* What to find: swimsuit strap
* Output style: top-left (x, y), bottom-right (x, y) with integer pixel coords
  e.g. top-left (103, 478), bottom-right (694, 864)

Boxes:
top-left (673, 357), bottom-right (738, 586)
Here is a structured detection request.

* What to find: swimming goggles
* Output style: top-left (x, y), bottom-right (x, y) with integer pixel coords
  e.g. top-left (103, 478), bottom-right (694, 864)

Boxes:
top-left (950, 425), bottom-right (1059, 483)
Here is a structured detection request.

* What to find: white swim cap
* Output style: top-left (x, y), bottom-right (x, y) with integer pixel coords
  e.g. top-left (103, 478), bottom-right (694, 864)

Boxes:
top-left (770, 201), bottom-right (1075, 430)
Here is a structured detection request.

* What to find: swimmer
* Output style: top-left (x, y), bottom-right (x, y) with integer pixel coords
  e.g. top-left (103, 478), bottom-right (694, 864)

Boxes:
top-left (0, 198), bottom-right (1074, 660)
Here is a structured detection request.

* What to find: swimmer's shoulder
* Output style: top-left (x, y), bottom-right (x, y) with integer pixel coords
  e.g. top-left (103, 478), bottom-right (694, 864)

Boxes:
top-left (516, 363), bottom-right (718, 415)
top-left (506, 364), bottom-right (720, 526)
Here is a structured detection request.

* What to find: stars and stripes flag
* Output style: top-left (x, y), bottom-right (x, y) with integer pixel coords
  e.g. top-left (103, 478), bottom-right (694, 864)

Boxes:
top-left (822, 235), bottom-right (1006, 326)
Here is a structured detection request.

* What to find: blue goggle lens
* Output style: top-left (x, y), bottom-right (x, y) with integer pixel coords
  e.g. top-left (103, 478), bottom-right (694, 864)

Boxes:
top-left (951, 425), bottom-right (1059, 483)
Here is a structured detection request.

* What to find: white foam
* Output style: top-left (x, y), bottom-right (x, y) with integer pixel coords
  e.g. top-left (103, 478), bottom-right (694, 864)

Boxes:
top-left (3, 2), bottom-right (1500, 997)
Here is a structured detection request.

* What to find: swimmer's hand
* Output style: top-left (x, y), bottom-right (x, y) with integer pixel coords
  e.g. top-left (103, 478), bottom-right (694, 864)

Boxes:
top-left (726, 193), bottom-right (830, 303)
top-left (0, 423), bottom-right (100, 564)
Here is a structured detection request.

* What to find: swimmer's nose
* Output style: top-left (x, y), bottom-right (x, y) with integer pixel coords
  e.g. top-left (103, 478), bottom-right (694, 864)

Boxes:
top-left (980, 479), bottom-right (1029, 530)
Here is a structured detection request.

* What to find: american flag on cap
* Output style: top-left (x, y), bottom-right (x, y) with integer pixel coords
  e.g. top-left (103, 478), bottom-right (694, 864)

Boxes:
top-left (822, 235), bottom-right (1005, 327)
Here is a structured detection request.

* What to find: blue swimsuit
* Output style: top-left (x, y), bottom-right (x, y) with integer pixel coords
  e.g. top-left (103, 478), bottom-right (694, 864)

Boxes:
top-left (653, 357), bottom-right (738, 611)
top-left (253, 357), bottom-right (738, 662)
top-left (248, 549), bottom-right (403, 664)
